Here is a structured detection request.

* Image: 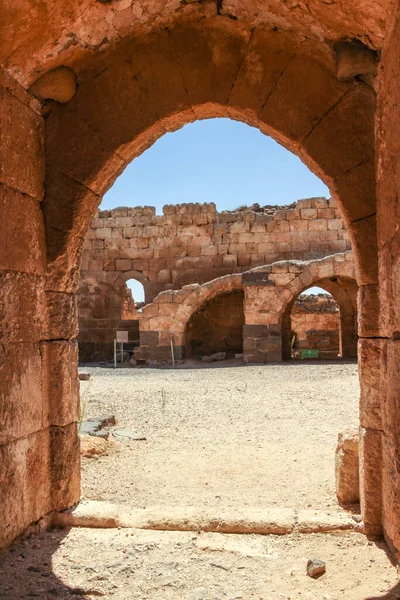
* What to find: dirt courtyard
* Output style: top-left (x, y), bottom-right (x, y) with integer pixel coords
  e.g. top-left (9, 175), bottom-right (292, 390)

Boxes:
top-left (2, 360), bottom-right (400, 600)
top-left (81, 361), bottom-right (360, 513)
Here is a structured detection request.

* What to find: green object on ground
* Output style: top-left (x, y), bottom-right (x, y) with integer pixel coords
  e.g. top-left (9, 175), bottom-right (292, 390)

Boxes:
top-left (301, 349), bottom-right (319, 359)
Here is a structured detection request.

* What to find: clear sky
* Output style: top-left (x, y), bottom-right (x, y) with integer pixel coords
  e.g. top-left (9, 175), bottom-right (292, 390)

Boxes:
top-left (101, 118), bottom-right (329, 213)
top-left (105, 118), bottom-right (330, 301)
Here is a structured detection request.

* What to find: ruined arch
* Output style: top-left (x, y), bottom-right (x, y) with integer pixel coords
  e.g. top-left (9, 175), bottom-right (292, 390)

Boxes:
top-left (281, 278), bottom-right (358, 360)
top-left (185, 290), bottom-right (245, 358)
top-left (115, 269), bottom-right (152, 305)
top-left (272, 254), bottom-right (357, 360)
top-left (42, 16), bottom-right (377, 296)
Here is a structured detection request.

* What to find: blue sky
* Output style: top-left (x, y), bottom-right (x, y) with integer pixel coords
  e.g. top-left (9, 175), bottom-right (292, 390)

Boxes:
top-left (104, 118), bottom-right (330, 301)
top-left (101, 118), bottom-right (329, 213)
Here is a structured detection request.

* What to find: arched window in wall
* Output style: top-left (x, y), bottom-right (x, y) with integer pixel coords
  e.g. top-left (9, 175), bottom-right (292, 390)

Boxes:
top-left (121, 279), bottom-right (146, 320)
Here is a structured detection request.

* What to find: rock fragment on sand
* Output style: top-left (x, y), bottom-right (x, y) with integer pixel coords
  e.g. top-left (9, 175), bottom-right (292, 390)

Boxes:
top-left (307, 558), bottom-right (326, 578)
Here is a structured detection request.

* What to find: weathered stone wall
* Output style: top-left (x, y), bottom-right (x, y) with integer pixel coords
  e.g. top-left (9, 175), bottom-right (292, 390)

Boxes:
top-left (291, 294), bottom-right (340, 356)
top-left (78, 197), bottom-right (350, 360)
top-left (3, 0), bottom-right (400, 558)
top-left (135, 252), bottom-right (356, 364)
top-left (186, 290), bottom-right (245, 357)
top-left (370, 3), bottom-right (400, 554)
top-left (0, 70), bottom-right (80, 548)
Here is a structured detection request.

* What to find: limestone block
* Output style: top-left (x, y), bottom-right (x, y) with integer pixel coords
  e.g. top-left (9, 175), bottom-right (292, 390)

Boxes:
top-left (0, 184), bottom-right (46, 275)
top-left (317, 208), bottom-right (335, 219)
top-left (0, 271), bottom-right (46, 342)
top-left (358, 338), bottom-right (386, 430)
top-left (41, 340), bottom-right (79, 427)
top-left (335, 429), bottom-right (360, 505)
top-left (50, 422), bottom-right (80, 510)
top-left (0, 343), bottom-right (44, 446)
top-left (303, 84), bottom-right (375, 179)
top-left (289, 220), bottom-right (308, 232)
top-left (348, 215), bottom-right (378, 285)
top-left (115, 258), bottom-right (132, 270)
top-left (48, 109), bottom-right (125, 199)
top-left (327, 219), bottom-right (343, 230)
top-left (301, 208), bottom-right (318, 219)
top-left (201, 245), bottom-right (218, 256)
top-left (29, 66), bottom-right (77, 103)
top-left (0, 86), bottom-right (45, 200)
top-left (261, 52), bottom-right (348, 143)
top-left (308, 219), bottom-right (328, 231)
top-left (45, 291), bottom-right (78, 340)
top-left (88, 259), bottom-right (103, 272)
top-left (96, 227), bottom-right (112, 239)
top-left (115, 217), bottom-right (133, 228)
top-left (0, 430), bottom-right (52, 548)
top-left (359, 427), bottom-right (382, 532)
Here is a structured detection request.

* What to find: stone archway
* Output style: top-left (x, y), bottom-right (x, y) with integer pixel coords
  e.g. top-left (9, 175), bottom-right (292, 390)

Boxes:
top-left (281, 277), bottom-right (358, 360)
top-left (41, 23), bottom-right (377, 539)
top-left (5, 5), bottom-right (397, 553)
top-left (186, 289), bottom-right (245, 358)
top-left (43, 17), bottom-right (377, 296)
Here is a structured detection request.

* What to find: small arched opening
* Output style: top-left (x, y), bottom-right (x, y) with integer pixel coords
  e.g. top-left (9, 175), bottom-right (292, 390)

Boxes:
top-left (186, 289), bottom-right (245, 359)
top-left (282, 277), bottom-right (358, 361)
top-left (121, 278), bottom-right (146, 320)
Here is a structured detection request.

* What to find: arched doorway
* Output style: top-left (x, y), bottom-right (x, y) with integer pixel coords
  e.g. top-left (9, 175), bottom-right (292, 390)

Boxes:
top-left (282, 277), bottom-right (358, 361)
top-left (186, 289), bottom-right (245, 358)
top-left (3, 12), bottom-right (384, 552)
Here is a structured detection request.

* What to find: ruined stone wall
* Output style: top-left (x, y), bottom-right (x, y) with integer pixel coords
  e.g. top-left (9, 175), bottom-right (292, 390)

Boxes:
top-left (78, 197), bottom-right (350, 360)
top-left (370, 4), bottom-right (400, 554)
top-left (186, 290), bottom-right (245, 357)
top-left (135, 252), bottom-right (356, 364)
top-left (291, 295), bottom-right (340, 356)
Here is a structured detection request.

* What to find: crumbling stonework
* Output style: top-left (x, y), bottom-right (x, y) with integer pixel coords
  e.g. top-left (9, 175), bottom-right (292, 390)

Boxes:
top-left (2, 0), bottom-right (400, 560)
top-left (336, 430), bottom-right (360, 505)
top-left (78, 197), bottom-right (350, 360)
top-left (291, 294), bottom-right (340, 358)
top-left (135, 252), bottom-right (356, 364)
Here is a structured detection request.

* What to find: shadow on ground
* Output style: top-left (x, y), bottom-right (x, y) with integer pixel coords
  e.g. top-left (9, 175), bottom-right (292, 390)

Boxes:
top-left (0, 528), bottom-right (92, 600)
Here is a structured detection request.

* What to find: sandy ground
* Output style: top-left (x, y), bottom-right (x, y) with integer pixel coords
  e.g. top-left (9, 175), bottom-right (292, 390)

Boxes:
top-left (2, 361), bottom-right (400, 599)
top-left (80, 361), bottom-right (360, 512)
top-left (1, 527), bottom-right (399, 599)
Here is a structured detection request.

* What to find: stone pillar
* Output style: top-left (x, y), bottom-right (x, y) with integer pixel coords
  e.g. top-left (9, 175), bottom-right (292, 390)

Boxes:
top-left (365, 3), bottom-right (400, 550)
top-left (242, 270), bottom-right (282, 363)
top-left (0, 71), bottom-right (80, 548)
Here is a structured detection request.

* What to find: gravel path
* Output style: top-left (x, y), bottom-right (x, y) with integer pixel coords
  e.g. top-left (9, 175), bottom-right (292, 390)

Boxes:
top-left (80, 361), bottom-right (359, 513)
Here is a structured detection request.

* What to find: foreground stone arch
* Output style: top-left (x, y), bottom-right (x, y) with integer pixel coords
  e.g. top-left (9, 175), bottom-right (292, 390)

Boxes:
top-left (43, 16), bottom-right (377, 294)
top-left (4, 1), bottom-right (400, 558)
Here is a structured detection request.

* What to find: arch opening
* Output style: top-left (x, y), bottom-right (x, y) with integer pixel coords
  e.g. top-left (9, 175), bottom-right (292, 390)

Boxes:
top-left (185, 289), bottom-right (245, 359)
top-left (122, 278), bottom-right (146, 319)
top-left (282, 277), bottom-right (358, 361)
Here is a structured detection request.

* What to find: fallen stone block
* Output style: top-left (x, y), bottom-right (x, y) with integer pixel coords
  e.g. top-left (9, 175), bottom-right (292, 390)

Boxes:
top-left (80, 436), bottom-right (114, 458)
top-left (112, 428), bottom-right (146, 441)
top-left (307, 558), bottom-right (326, 579)
top-left (335, 429), bottom-right (360, 505)
top-left (209, 352), bottom-right (226, 361)
top-left (79, 373), bottom-right (91, 381)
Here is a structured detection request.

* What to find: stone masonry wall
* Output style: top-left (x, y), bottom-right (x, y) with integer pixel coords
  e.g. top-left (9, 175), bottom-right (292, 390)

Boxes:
top-left (135, 252), bottom-right (356, 365)
top-left (291, 294), bottom-right (340, 357)
top-left (78, 197), bottom-right (350, 360)
top-left (0, 70), bottom-right (80, 548)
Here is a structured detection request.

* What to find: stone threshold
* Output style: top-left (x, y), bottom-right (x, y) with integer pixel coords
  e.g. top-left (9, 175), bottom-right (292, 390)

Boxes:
top-left (52, 500), bottom-right (363, 536)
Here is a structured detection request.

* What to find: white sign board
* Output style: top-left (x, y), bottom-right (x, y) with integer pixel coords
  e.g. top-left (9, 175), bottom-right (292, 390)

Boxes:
top-left (116, 330), bottom-right (129, 342)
